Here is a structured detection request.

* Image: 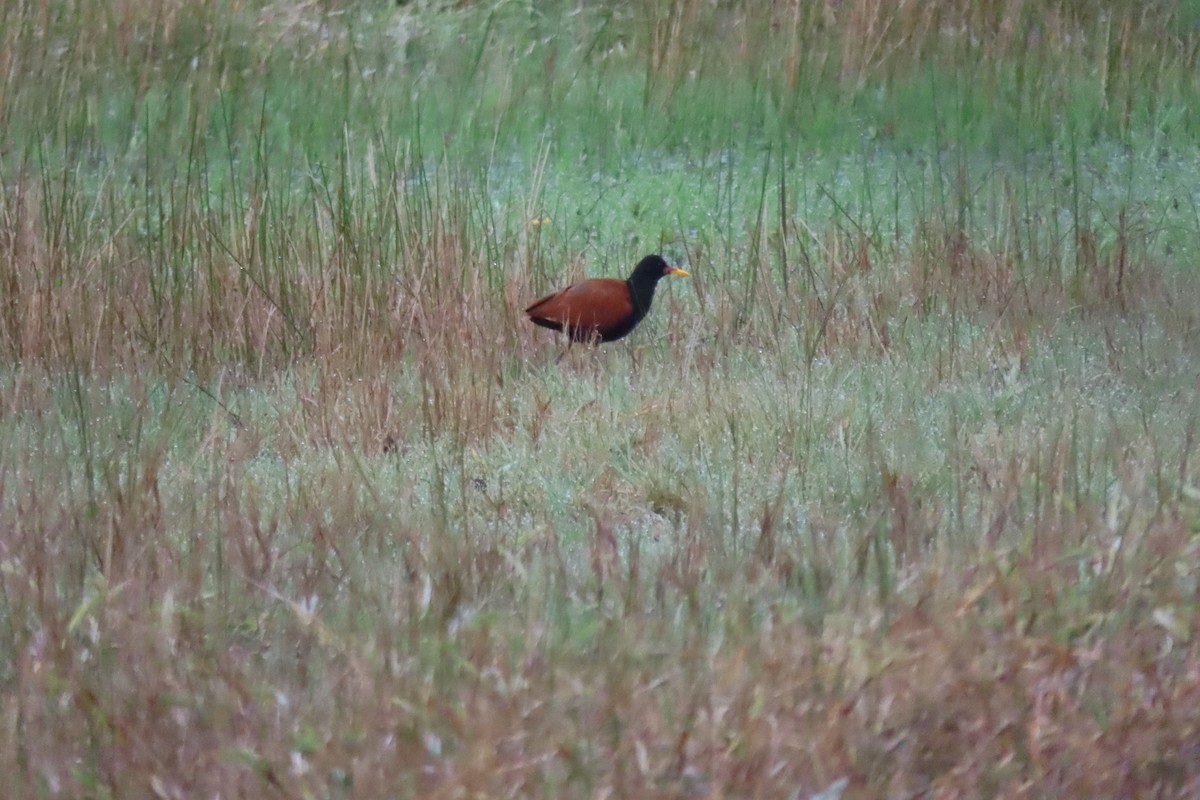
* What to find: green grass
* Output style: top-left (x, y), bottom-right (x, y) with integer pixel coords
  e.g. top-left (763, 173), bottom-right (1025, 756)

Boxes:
top-left (3, 0), bottom-right (1200, 797)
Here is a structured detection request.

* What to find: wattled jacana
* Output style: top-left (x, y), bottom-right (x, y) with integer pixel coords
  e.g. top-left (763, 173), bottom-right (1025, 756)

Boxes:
top-left (524, 255), bottom-right (689, 343)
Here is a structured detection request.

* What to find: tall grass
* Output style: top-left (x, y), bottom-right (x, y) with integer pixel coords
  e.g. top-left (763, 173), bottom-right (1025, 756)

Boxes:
top-left (2, 0), bottom-right (1200, 797)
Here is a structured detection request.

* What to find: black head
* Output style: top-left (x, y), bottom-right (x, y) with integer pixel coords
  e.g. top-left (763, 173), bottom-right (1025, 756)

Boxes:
top-left (624, 254), bottom-right (690, 319)
top-left (627, 255), bottom-right (690, 287)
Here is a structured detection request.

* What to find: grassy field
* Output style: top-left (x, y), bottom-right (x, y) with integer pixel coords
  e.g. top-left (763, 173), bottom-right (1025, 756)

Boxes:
top-left (3, 0), bottom-right (1200, 797)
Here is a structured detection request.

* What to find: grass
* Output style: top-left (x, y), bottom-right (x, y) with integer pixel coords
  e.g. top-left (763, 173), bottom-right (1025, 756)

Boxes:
top-left (3, 0), bottom-right (1200, 797)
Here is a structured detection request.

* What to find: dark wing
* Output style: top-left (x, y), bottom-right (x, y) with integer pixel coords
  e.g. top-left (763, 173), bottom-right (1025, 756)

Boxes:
top-left (524, 278), bottom-right (634, 340)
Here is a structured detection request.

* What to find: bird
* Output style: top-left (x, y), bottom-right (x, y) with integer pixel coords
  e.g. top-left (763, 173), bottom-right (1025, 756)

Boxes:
top-left (524, 255), bottom-right (689, 343)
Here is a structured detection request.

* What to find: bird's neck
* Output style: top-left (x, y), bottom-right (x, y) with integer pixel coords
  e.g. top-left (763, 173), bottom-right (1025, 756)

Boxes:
top-left (626, 279), bottom-right (657, 317)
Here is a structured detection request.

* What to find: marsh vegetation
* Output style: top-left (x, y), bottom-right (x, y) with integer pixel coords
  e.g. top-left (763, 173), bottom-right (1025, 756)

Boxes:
top-left (2, 1), bottom-right (1200, 796)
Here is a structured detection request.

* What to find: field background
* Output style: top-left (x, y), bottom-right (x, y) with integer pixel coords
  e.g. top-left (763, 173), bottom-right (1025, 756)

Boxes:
top-left (3, 0), bottom-right (1200, 797)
